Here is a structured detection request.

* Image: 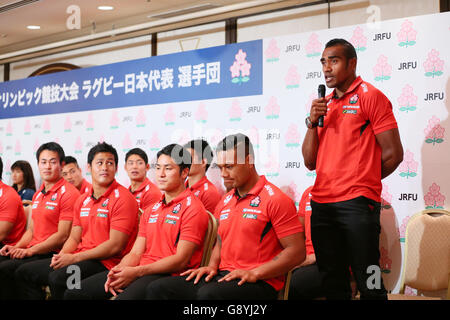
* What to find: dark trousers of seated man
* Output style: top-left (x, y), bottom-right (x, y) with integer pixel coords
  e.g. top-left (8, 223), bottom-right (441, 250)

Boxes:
top-left (145, 270), bottom-right (278, 300)
top-left (63, 269), bottom-right (170, 300)
top-left (14, 257), bottom-right (107, 300)
top-left (311, 196), bottom-right (388, 300)
top-left (0, 253), bottom-right (54, 300)
top-left (288, 263), bottom-right (325, 300)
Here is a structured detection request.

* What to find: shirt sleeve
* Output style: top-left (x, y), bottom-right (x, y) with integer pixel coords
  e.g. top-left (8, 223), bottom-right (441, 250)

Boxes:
top-left (179, 201), bottom-right (209, 246)
top-left (199, 187), bottom-right (222, 213)
top-left (138, 208), bottom-right (150, 238)
top-left (267, 193), bottom-right (304, 239)
top-left (110, 192), bottom-right (139, 236)
top-left (362, 88), bottom-right (398, 135)
top-left (58, 186), bottom-right (80, 221)
top-left (71, 196), bottom-right (85, 227)
top-left (0, 192), bottom-right (22, 223)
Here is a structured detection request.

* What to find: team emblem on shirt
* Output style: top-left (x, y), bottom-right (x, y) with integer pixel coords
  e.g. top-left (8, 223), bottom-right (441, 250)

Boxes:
top-left (349, 94), bottom-right (359, 104)
top-left (172, 203), bottom-right (181, 213)
top-left (249, 196), bottom-right (261, 207)
top-left (51, 193), bottom-right (58, 201)
top-left (194, 190), bottom-right (201, 197)
top-left (102, 199), bottom-right (109, 207)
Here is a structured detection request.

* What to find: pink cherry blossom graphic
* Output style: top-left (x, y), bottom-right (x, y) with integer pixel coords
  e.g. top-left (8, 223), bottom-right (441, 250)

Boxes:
top-left (397, 20), bottom-right (417, 47)
top-left (424, 116), bottom-right (445, 145)
top-left (149, 132), bottom-right (160, 151)
top-left (4, 160), bottom-right (11, 176)
top-left (265, 96), bottom-right (280, 120)
top-left (424, 182), bottom-right (446, 209)
top-left (122, 133), bottom-right (132, 152)
top-left (373, 55), bottom-right (392, 82)
top-left (43, 118), bottom-right (51, 134)
top-left (283, 182), bottom-right (301, 205)
top-left (86, 113), bottom-right (95, 131)
top-left (136, 109), bottom-right (146, 127)
top-left (64, 116), bottom-right (72, 132)
top-left (398, 150), bottom-right (418, 179)
top-left (381, 183), bottom-right (392, 210)
top-left (24, 120), bottom-right (31, 135)
top-left (379, 247), bottom-right (392, 273)
top-left (209, 129), bottom-right (224, 147)
top-left (110, 111), bottom-right (120, 129)
top-left (6, 121), bottom-right (12, 136)
top-left (398, 216), bottom-right (411, 242)
top-left (305, 33), bottom-right (322, 57)
top-left (263, 154), bottom-right (279, 178)
top-left (14, 140), bottom-right (21, 155)
top-left (74, 137), bottom-right (82, 154)
top-left (265, 39), bottom-right (280, 62)
top-left (164, 105), bottom-right (176, 126)
top-left (285, 65), bottom-right (300, 89)
top-left (33, 138), bottom-right (40, 154)
top-left (0, 141), bottom-right (3, 155)
top-left (229, 100), bottom-right (242, 122)
top-left (350, 26), bottom-right (367, 52)
top-left (195, 103), bottom-right (208, 123)
top-left (305, 91), bottom-right (318, 115)
top-left (423, 49), bottom-right (444, 78)
top-left (397, 85), bottom-right (417, 113)
top-left (230, 49), bottom-right (251, 84)
top-left (248, 126), bottom-right (260, 148)
top-left (285, 124), bottom-right (301, 148)
top-left (98, 135), bottom-right (105, 143)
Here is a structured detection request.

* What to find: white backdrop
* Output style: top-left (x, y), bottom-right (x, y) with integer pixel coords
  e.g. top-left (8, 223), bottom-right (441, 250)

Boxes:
top-left (0, 12), bottom-right (448, 294)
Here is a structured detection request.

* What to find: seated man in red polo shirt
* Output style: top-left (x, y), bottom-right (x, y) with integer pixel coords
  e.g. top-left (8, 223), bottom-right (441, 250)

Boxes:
top-left (124, 148), bottom-right (161, 211)
top-left (15, 142), bottom-right (139, 299)
top-left (146, 133), bottom-right (306, 300)
top-left (0, 156), bottom-right (27, 250)
top-left (0, 142), bottom-right (80, 300)
top-left (183, 139), bottom-right (221, 213)
top-left (62, 156), bottom-right (91, 194)
top-left (62, 143), bottom-right (208, 300)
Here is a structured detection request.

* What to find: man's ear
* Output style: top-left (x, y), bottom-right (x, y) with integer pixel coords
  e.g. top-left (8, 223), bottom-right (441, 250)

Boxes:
top-left (181, 167), bottom-right (190, 180)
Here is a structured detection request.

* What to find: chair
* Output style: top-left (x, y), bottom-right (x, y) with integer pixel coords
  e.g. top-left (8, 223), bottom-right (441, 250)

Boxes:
top-left (277, 270), bottom-right (292, 300)
top-left (200, 211), bottom-right (218, 267)
top-left (388, 209), bottom-right (450, 300)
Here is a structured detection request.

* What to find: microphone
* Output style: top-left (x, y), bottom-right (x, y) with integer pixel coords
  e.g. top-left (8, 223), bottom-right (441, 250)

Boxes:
top-left (318, 84), bottom-right (326, 127)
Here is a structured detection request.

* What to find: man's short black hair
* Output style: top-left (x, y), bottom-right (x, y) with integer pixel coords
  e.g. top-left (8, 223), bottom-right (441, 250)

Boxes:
top-left (183, 139), bottom-right (214, 172)
top-left (216, 133), bottom-right (254, 164)
top-left (87, 142), bottom-right (119, 166)
top-left (63, 156), bottom-right (79, 167)
top-left (0, 156), bottom-right (3, 180)
top-left (325, 38), bottom-right (357, 61)
top-left (125, 148), bottom-right (148, 165)
top-left (157, 144), bottom-right (191, 173)
top-left (36, 142), bottom-right (65, 165)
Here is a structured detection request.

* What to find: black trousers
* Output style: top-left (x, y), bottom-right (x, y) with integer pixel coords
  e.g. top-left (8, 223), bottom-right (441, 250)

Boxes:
top-left (0, 253), bottom-right (54, 300)
top-left (146, 270), bottom-right (278, 300)
top-left (310, 196), bottom-right (387, 300)
top-left (64, 270), bottom-right (170, 300)
top-left (288, 263), bottom-right (324, 299)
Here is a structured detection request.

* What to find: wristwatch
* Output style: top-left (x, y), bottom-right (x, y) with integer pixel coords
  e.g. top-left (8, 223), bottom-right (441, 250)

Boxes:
top-left (305, 116), bottom-right (318, 129)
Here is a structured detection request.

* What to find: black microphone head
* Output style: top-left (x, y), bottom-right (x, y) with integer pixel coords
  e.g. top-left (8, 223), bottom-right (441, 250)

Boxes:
top-left (318, 84), bottom-right (326, 98)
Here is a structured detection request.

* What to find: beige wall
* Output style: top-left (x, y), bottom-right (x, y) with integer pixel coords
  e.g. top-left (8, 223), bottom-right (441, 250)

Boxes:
top-left (3, 0), bottom-right (440, 81)
top-left (9, 35), bottom-right (152, 80)
top-left (238, 0), bottom-right (440, 42)
top-left (157, 21), bottom-right (225, 56)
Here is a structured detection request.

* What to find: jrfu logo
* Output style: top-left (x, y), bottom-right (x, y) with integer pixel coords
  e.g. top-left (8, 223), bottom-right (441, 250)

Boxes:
top-left (250, 196), bottom-right (261, 207)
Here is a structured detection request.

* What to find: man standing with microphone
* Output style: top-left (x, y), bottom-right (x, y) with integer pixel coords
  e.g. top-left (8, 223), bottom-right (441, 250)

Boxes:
top-left (302, 38), bottom-right (403, 300)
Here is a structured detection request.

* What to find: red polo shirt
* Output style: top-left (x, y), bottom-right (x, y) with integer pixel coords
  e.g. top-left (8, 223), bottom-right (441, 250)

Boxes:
top-left (138, 188), bottom-right (208, 273)
top-left (215, 175), bottom-right (304, 291)
top-left (72, 180), bottom-right (139, 270)
top-left (187, 176), bottom-right (221, 213)
top-left (129, 178), bottom-right (161, 211)
top-left (297, 186), bottom-right (314, 256)
top-left (79, 179), bottom-right (91, 195)
top-left (0, 181), bottom-right (26, 246)
top-left (28, 178), bottom-right (80, 248)
top-left (312, 76), bottom-right (398, 203)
